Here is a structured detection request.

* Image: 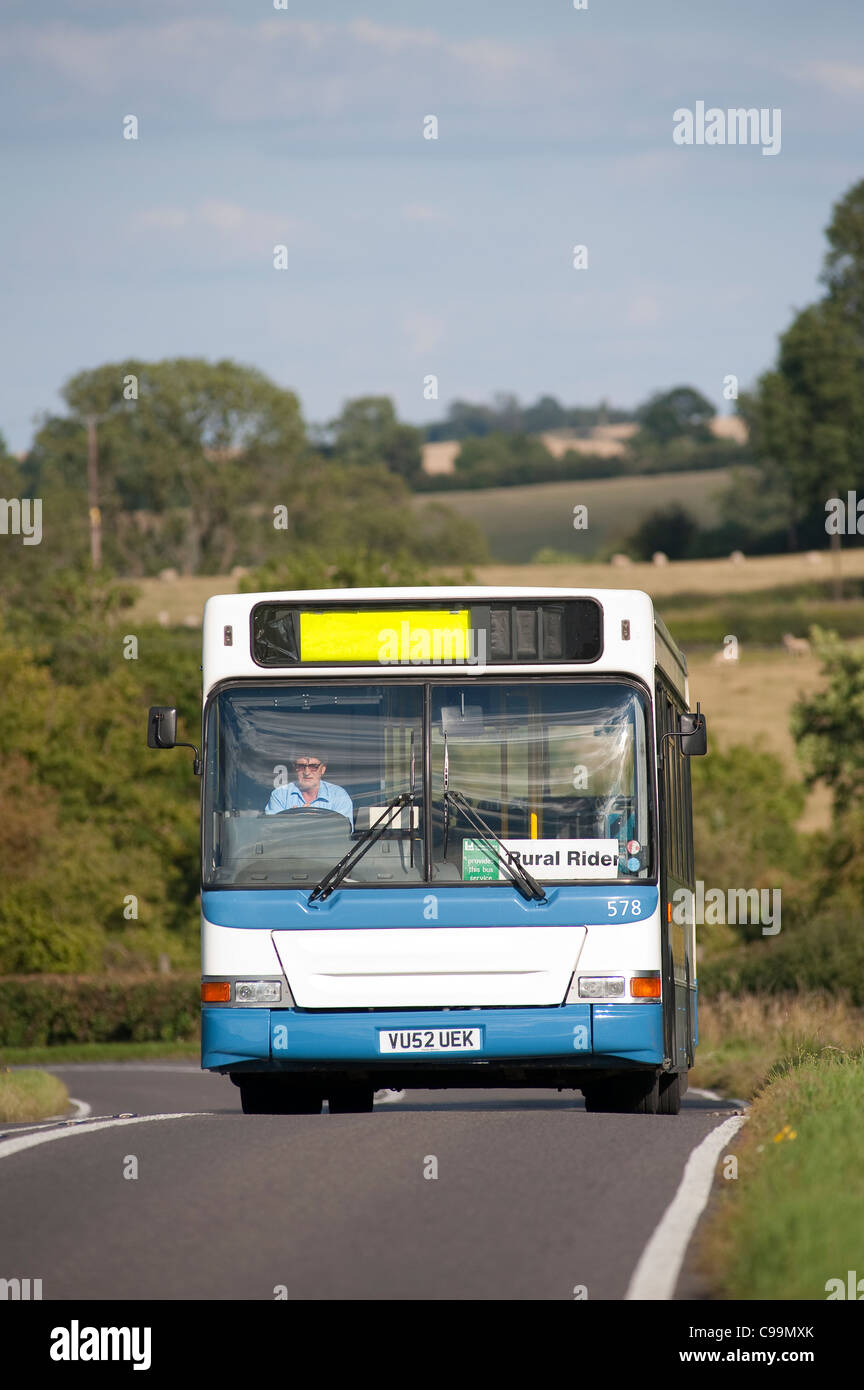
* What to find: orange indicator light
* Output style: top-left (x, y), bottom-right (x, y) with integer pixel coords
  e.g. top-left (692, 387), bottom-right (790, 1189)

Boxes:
top-left (630, 977), bottom-right (661, 999)
top-left (201, 981), bottom-right (231, 1003)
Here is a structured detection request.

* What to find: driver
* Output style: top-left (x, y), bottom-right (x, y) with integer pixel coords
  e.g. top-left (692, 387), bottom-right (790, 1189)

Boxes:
top-left (264, 754), bottom-right (354, 828)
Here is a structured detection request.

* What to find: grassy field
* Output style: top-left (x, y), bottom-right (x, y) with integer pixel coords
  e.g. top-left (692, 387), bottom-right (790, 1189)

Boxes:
top-left (130, 549), bottom-right (864, 623)
top-left (698, 1050), bottom-right (864, 1300)
top-left (428, 468), bottom-right (735, 562)
top-left (686, 648), bottom-right (833, 831)
top-left (691, 993), bottom-right (864, 1099)
top-left (0, 1041), bottom-right (199, 1065)
top-left (471, 549), bottom-right (861, 595)
top-left (0, 1068), bottom-right (69, 1122)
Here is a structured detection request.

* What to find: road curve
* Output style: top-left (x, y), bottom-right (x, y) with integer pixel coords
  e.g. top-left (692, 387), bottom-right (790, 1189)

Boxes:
top-left (0, 1065), bottom-right (741, 1301)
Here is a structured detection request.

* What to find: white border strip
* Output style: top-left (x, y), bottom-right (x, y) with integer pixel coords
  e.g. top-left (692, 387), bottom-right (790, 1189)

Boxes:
top-left (625, 1114), bottom-right (746, 1300)
top-left (0, 1112), bottom-right (204, 1162)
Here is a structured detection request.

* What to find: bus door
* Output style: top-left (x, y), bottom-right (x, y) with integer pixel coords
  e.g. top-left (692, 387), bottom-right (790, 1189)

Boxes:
top-left (656, 684), bottom-right (695, 1070)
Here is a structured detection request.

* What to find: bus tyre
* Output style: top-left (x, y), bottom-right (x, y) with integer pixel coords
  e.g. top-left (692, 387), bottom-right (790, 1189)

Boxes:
top-left (658, 1072), bottom-right (682, 1115)
top-left (327, 1083), bottom-right (375, 1114)
top-left (583, 1073), bottom-right (660, 1115)
top-left (239, 1077), bottom-right (323, 1115)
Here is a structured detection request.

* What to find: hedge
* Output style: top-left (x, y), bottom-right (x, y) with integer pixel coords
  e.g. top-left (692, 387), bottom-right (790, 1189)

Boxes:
top-left (0, 974), bottom-right (200, 1047)
top-left (699, 916), bottom-right (864, 1007)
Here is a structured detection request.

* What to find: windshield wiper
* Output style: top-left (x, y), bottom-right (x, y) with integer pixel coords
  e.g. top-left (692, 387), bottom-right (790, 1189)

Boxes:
top-left (445, 789), bottom-right (546, 902)
top-left (309, 792), bottom-right (414, 903)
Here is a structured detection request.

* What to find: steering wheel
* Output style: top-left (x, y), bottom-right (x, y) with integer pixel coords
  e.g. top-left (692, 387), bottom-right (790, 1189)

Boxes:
top-left (275, 807), bottom-right (345, 818)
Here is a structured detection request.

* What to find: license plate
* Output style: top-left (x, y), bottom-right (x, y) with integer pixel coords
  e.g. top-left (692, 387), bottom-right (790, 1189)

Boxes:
top-left (378, 1026), bottom-right (482, 1054)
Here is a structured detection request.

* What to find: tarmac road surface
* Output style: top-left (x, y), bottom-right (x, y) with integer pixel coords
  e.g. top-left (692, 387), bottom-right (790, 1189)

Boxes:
top-left (0, 1064), bottom-right (743, 1301)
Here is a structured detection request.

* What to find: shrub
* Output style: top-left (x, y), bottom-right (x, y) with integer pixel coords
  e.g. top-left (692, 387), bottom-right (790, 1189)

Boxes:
top-left (0, 974), bottom-right (200, 1047)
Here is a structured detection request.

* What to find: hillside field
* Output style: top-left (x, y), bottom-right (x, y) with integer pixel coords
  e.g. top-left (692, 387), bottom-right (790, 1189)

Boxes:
top-left (425, 467), bottom-right (736, 562)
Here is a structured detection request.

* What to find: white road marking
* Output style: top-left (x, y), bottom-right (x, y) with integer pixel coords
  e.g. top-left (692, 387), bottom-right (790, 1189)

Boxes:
top-left (0, 1112), bottom-right (207, 1162)
top-left (625, 1114), bottom-right (747, 1300)
top-left (689, 1087), bottom-right (749, 1110)
top-left (0, 1098), bottom-right (92, 1139)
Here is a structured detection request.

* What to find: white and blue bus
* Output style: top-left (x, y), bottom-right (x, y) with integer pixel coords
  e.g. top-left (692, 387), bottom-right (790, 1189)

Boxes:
top-left (148, 588), bottom-right (706, 1115)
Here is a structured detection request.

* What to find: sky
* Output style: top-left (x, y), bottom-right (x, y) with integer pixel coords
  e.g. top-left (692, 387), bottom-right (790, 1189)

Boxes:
top-left (2, 0), bottom-right (863, 450)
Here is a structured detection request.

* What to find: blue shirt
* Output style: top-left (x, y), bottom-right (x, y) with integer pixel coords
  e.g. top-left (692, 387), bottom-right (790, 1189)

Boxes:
top-left (264, 780), bottom-right (354, 828)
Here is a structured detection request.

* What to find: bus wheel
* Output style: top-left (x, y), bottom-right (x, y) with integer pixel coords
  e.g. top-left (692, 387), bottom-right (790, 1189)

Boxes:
top-left (239, 1078), bottom-right (323, 1115)
top-left (327, 1083), bottom-right (375, 1114)
top-left (658, 1072), bottom-right (682, 1115)
top-left (583, 1073), bottom-right (660, 1114)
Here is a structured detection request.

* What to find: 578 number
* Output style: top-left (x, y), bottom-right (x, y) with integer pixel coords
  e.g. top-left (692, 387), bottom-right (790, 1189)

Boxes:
top-left (607, 898), bottom-right (642, 917)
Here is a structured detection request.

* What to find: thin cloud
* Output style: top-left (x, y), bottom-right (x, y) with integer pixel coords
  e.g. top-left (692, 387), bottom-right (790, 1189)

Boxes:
top-left (133, 201), bottom-right (310, 261)
top-left (801, 60), bottom-right (864, 95)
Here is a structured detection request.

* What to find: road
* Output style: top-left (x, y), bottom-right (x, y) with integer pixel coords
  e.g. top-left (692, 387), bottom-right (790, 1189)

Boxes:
top-left (0, 1065), bottom-right (742, 1301)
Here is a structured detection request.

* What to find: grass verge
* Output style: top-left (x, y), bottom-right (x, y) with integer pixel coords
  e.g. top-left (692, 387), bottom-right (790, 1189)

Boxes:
top-left (0, 1068), bottom-right (70, 1122)
top-left (0, 1040), bottom-right (200, 1066)
top-left (691, 992), bottom-right (864, 1099)
top-left (698, 1050), bottom-right (864, 1299)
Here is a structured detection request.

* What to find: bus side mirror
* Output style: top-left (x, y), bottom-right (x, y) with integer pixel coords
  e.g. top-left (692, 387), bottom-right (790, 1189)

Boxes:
top-left (679, 709), bottom-right (707, 757)
top-left (148, 706), bottom-right (178, 749)
top-left (147, 706), bottom-right (202, 774)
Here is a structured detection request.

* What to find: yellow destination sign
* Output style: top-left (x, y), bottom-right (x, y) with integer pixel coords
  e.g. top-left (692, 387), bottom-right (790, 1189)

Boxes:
top-left (299, 609), bottom-right (472, 664)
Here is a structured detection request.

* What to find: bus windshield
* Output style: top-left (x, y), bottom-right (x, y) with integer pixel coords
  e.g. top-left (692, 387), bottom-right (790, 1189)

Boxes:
top-left (203, 680), bottom-right (652, 888)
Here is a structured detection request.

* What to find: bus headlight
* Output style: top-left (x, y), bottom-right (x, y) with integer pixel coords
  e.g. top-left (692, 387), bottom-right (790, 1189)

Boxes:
top-left (575, 976), bottom-right (625, 1000)
top-left (235, 981), bottom-right (282, 1004)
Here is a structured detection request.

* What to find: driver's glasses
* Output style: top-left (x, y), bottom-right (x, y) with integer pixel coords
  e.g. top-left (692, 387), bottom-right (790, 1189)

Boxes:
top-left (295, 761), bottom-right (322, 771)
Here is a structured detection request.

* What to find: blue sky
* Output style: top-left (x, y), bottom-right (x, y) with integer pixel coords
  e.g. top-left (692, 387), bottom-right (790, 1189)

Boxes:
top-left (2, 0), bottom-right (863, 449)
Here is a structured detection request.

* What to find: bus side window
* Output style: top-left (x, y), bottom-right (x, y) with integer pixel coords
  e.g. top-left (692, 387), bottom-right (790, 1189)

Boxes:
top-left (659, 688), bottom-right (681, 881)
top-left (675, 695), bottom-right (686, 878)
top-left (682, 748), bottom-right (694, 883)
top-left (670, 697), bottom-right (681, 879)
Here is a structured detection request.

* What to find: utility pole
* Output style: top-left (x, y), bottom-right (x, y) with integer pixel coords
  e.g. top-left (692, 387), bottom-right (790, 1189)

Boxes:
top-left (85, 414), bottom-right (102, 569)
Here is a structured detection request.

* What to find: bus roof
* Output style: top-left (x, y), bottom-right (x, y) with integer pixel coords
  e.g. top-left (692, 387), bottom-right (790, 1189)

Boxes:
top-left (200, 587), bottom-right (689, 705)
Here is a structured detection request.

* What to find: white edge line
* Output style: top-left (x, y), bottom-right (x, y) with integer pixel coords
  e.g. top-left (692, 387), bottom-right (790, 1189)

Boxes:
top-left (0, 1112), bottom-right (206, 1161)
top-left (625, 1114), bottom-right (747, 1300)
top-left (0, 1098), bottom-right (92, 1139)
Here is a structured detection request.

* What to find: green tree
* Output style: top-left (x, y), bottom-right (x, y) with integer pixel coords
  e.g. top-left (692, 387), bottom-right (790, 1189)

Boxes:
top-left (521, 395), bottom-right (567, 433)
top-left (329, 397), bottom-right (422, 483)
top-left (625, 504), bottom-right (699, 561)
top-left (792, 627), bottom-right (864, 817)
top-left (248, 458), bottom-right (487, 581)
top-left (737, 179), bottom-right (864, 554)
top-left (453, 432), bottom-right (555, 487)
top-left (739, 300), bottom-right (864, 549)
top-left (0, 609), bottom-right (201, 974)
top-left (636, 386), bottom-right (715, 444)
top-left (789, 627), bottom-right (864, 921)
top-left (28, 358), bottom-right (306, 574)
top-left (822, 179), bottom-right (864, 318)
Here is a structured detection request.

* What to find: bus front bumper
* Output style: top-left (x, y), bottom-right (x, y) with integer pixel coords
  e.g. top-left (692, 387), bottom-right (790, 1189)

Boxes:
top-left (201, 1003), bottom-right (664, 1073)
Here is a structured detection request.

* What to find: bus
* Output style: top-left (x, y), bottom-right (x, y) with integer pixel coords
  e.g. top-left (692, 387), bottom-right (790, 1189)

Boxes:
top-left (147, 587), bottom-right (706, 1116)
